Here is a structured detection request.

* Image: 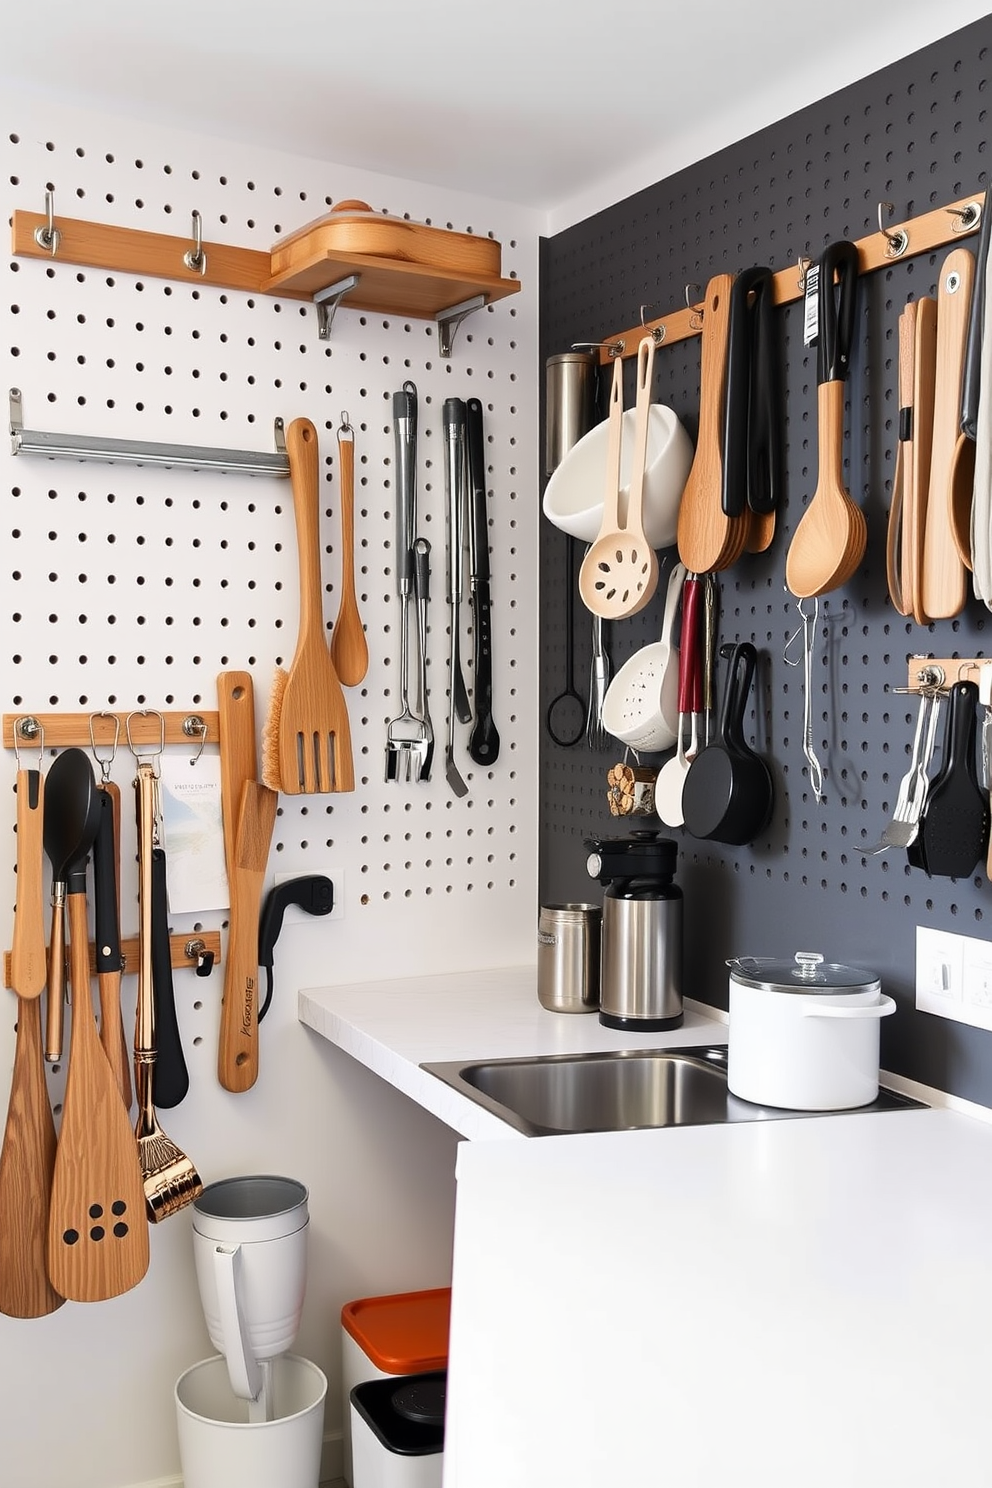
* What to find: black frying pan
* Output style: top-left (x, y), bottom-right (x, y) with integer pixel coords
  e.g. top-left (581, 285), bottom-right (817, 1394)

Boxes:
top-left (682, 641), bottom-right (773, 845)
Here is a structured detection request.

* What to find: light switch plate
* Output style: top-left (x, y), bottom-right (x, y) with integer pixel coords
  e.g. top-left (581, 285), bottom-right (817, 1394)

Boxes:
top-left (916, 925), bottom-right (992, 1032)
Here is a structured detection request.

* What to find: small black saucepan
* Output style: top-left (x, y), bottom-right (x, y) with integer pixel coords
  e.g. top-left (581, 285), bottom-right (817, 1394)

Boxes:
top-left (682, 641), bottom-right (773, 845)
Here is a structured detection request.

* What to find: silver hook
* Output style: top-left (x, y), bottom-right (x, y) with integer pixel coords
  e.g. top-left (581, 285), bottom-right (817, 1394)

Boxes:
top-left (684, 283), bottom-right (704, 330)
top-left (796, 255), bottom-right (813, 293)
top-left (947, 200), bottom-right (983, 233)
top-left (571, 339), bottom-right (625, 358)
top-left (339, 409), bottom-right (353, 434)
top-left (639, 305), bottom-right (666, 346)
top-left (183, 210), bottom-right (208, 275)
top-left (877, 202), bottom-right (909, 258)
top-left (182, 714), bottom-right (208, 765)
top-left (34, 189), bottom-right (61, 257)
top-left (125, 709), bottom-right (165, 773)
top-left (13, 716), bottom-right (43, 770)
top-left (88, 711), bottom-right (120, 783)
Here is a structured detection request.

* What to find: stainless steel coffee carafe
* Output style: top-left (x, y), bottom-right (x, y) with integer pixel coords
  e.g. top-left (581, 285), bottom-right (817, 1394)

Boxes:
top-left (586, 832), bottom-right (683, 1031)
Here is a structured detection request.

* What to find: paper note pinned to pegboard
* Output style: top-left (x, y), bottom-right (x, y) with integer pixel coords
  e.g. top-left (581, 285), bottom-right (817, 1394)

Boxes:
top-left (159, 754), bottom-right (229, 913)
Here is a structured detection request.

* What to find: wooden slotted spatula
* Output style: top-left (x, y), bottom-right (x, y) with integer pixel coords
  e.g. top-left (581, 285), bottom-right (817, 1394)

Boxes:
top-left (0, 766), bottom-right (64, 1317)
top-left (48, 846), bottom-right (149, 1302)
top-left (261, 418), bottom-right (355, 794)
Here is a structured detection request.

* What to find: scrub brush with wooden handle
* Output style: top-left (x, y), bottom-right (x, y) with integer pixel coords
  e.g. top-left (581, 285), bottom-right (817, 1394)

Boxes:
top-left (262, 417), bottom-right (355, 794)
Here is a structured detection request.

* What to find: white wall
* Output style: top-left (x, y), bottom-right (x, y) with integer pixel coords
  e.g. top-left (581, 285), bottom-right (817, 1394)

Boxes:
top-left (1, 94), bottom-right (540, 1488)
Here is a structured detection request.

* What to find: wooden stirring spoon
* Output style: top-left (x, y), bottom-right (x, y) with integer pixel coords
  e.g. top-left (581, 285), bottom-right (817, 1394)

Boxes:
top-left (330, 415), bottom-right (369, 687)
top-left (785, 241), bottom-right (864, 599)
top-left (921, 248), bottom-right (975, 620)
top-left (677, 274), bottom-right (742, 575)
top-left (0, 765), bottom-right (64, 1317)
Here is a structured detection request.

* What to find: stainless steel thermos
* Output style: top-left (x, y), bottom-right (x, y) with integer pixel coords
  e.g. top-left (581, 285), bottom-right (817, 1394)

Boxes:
top-left (585, 832), bottom-right (683, 1031)
top-left (537, 903), bottom-right (601, 1013)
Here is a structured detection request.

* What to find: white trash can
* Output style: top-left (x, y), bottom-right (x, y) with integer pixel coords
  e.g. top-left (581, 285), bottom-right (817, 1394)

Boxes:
top-left (175, 1352), bottom-right (326, 1488)
top-left (350, 1372), bottom-right (445, 1488)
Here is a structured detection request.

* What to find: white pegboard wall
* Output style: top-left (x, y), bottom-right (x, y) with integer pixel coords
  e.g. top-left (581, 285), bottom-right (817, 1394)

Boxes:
top-left (4, 113), bottom-right (538, 915)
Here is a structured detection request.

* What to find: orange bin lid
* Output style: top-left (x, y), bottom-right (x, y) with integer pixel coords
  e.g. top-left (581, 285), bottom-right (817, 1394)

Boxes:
top-left (341, 1287), bottom-right (451, 1374)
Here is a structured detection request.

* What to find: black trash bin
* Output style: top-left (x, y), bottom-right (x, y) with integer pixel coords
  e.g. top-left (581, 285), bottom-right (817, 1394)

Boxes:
top-left (350, 1371), bottom-right (445, 1487)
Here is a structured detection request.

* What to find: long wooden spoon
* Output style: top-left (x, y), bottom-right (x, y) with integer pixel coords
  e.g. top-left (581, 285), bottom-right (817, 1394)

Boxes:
top-left (330, 416), bottom-right (369, 686)
top-left (676, 274), bottom-right (743, 575)
top-left (0, 767), bottom-right (64, 1317)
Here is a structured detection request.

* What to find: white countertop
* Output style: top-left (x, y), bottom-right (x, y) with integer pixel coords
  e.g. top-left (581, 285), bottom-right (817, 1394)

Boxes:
top-left (299, 965), bottom-right (726, 1139)
top-left (300, 966), bottom-right (992, 1486)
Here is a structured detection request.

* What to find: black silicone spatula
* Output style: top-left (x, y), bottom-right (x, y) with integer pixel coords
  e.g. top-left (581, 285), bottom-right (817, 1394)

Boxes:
top-left (910, 680), bottom-right (989, 878)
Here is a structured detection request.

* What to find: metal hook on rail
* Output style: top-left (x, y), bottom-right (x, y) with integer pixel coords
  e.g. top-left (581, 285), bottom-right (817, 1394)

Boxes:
top-left (877, 202), bottom-right (909, 259)
top-left (946, 200), bottom-right (983, 233)
top-left (34, 189), bottom-right (61, 257)
top-left (571, 339), bottom-right (625, 358)
top-left (88, 711), bottom-right (120, 783)
top-left (183, 210), bottom-right (208, 276)
top-left (684, 283), bottom-right (704, 330)
top-left (639, 305), bottom-right (665, 346)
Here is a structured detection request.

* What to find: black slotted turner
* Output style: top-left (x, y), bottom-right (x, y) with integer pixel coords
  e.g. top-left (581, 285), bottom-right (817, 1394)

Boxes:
top-left (909, 680), bottom-right (990, 878)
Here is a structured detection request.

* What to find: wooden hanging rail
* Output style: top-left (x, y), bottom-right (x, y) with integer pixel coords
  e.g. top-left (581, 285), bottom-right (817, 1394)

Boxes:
top-left (3, 930), bottom-right (223, 989)
top-left (598, 193), bottom-right (984, 362)
top-left (3, 710), bottom-right (219, 752)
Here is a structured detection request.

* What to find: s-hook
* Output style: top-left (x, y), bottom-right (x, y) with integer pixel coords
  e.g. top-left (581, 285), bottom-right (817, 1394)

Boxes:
top-left (784, 597), bottom-right (825, 803)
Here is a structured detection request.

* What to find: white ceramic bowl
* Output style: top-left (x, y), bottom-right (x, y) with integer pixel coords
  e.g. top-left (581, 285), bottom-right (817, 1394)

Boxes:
top-left (542, 404), bottom-right (693, 549)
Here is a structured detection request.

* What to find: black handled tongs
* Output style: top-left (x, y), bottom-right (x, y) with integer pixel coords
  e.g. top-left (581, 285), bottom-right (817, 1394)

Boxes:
top-left (465, 397), bottom-right (500, 765)
top-left (721, 265), bottom-right (782, 519)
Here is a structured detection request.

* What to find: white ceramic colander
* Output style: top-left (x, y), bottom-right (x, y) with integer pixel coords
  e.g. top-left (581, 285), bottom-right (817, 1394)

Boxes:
top-left (601, 562), bottom-right (686, 751)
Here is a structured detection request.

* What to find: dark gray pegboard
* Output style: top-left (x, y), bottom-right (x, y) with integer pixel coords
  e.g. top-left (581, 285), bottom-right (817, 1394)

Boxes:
top-left (539, 16), bottom-right (992, 1105)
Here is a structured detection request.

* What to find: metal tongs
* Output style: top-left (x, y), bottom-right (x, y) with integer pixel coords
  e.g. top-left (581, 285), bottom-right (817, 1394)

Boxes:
top-left (866, 681), bottom-right (943, 854)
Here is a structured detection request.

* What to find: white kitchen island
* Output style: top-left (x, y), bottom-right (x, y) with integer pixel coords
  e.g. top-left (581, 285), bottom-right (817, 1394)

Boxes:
top-left (300, 967), bottom-right (992, 1488)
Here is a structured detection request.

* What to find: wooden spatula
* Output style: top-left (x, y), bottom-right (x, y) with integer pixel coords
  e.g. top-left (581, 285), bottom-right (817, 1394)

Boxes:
top-left (48, 859), bottom-right (149, 1302)
top-left (261, 418), bottom-right (355, 794)
top-left (676, 274), bottom-right (743, 575)
top-left (921, 247), bottom-right (975, 620)
top-left (0, 767), bottom-right (64, 1317)
top-left (218, 780), bottom-right (278, 1093)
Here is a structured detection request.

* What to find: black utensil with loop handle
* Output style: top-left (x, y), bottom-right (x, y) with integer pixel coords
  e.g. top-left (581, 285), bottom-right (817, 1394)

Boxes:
top-left (909, 679), bottom-right (989, 878)
top-left (546, 534), bottom-right (586, 748)
top-left (682, 641), bottom-right (774, 846)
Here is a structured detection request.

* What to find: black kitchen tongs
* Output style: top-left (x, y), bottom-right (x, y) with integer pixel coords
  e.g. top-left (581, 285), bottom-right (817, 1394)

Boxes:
top-left (721, 265), bottom-right (782, 518)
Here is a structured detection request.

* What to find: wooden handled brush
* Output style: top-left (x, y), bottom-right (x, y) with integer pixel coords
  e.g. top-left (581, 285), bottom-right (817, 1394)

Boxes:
top-left (261, 418), bottom-right (355, 794)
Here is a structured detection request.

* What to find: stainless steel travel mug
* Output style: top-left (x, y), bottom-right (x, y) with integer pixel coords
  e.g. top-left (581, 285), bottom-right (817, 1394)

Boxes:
top-left (545, 352), bottom-right (598, 476)
top-left (537, 903), bottom-right (601, 1012)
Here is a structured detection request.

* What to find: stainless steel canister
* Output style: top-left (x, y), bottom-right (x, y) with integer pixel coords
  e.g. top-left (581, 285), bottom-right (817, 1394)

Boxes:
top-left (545, 352), bottom-right (598, 476)
top-left (537, 903), bottom-right (601, 1012)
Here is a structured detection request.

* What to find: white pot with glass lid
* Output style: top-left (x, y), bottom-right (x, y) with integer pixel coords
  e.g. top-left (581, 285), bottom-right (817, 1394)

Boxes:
top-left (726, 951), bottom-right (897, 1111)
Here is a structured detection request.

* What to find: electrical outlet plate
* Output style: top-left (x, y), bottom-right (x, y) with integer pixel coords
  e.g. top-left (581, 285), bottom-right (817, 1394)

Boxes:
top-left (916, 925), bottom-right (992, 1032)
top-left (274, 869), bottom-right (344, 924)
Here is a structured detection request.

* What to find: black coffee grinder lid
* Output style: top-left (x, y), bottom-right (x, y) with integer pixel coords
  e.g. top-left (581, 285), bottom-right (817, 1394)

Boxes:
top-left (585, 830), bottom-right (678, 885)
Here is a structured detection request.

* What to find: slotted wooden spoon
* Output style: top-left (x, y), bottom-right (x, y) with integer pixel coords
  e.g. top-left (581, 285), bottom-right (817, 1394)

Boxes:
top-left (579, 340), bottom-right (659, 619)
top-left (0, 766), bottom-right (64, 1317)
top-left (48, 841), bottom-right (149, 1301)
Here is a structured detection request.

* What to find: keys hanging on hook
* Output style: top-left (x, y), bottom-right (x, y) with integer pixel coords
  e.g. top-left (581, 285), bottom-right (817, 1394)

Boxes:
top-left (783, 597), bottom-right (825, 803)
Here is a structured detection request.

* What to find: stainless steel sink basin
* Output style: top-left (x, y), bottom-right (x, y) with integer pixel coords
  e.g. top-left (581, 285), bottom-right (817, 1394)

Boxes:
top-left (421, 1044), bottom-right (924, 1136)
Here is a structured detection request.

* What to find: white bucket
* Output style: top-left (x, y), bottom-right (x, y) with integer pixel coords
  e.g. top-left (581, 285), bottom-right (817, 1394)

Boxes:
top-left (175, 1353), bottom-right (326, 1488)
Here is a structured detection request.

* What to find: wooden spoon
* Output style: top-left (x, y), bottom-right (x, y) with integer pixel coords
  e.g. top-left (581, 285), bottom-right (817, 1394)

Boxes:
top-left (676, 274), bottom-right (744, 575)
top-left (907, 297), bottom-right (938, 624)
top-left (579, 341), bottom-right (659, 619)
top-left (330, 417), bottom-right (369, 686)
top-left (785, 242), bottom-right (865, 599)
top-left (921, 249), bottom-right (974, 620)
top-left (0, 767), bottom-right (64, 1317)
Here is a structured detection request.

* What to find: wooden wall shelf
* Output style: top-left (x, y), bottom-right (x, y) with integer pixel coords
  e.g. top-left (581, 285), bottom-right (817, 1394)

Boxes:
top-left (11, 209), bottom-right (520, 355)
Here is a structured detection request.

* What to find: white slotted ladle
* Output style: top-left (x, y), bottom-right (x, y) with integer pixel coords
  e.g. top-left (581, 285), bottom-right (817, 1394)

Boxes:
top-left (655, 575), bottom-right (702, 827)
top-left (601, 560), bottom-right (687, 751)
top-left (579, 338), bottom-right (660, 620)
